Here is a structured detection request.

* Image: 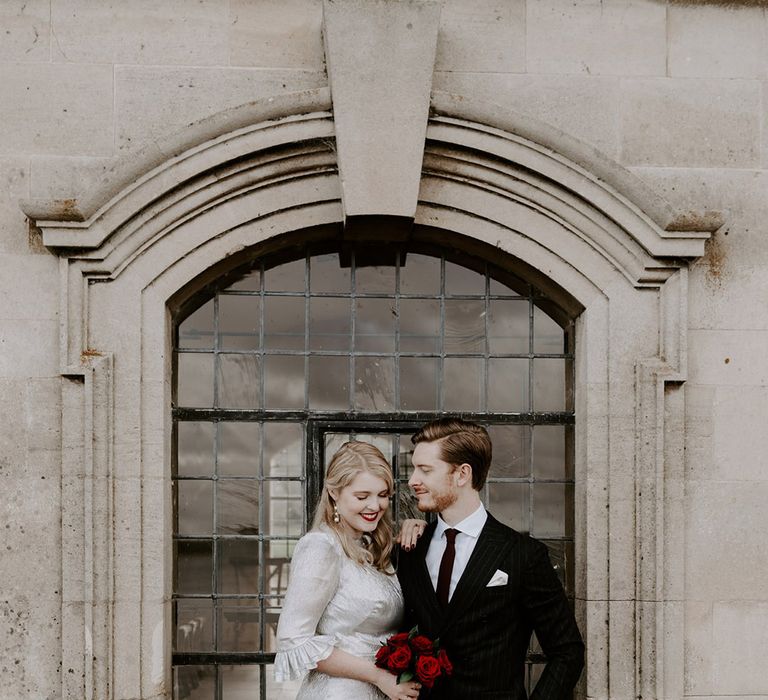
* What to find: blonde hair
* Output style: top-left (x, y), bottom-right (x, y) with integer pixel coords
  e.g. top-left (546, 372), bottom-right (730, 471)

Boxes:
top-left (312, 441), bottom-right (395, 572)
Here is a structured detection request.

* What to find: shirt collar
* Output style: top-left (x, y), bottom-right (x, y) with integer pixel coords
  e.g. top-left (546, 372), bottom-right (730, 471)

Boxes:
top-left (435, 503), bottom-right (487, 540)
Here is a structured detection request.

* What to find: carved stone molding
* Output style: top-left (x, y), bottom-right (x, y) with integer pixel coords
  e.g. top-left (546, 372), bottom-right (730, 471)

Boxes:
top-left (22, 87), bottom-right (715, 698)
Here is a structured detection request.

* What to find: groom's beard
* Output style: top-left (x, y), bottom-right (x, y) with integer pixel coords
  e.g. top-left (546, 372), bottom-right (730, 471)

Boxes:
top-left (417, 482), bottom-right (458, 513)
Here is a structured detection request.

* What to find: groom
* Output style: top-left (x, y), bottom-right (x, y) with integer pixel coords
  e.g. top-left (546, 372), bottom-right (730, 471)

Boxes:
top-left (397, 418), bottom-right (584, 699)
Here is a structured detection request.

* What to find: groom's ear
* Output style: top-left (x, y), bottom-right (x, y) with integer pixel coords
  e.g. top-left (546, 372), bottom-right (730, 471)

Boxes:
top-left (455, 462), bottom-right (473, 487)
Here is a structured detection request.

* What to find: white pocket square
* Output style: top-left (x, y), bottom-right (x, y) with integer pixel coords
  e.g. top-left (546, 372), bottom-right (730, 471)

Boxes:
top-left (486, 569), bottom-right (508, 587)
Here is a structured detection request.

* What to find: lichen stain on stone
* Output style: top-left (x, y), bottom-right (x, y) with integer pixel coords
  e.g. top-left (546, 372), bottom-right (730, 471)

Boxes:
top-left (698, 230), bottom-right (728, 288)
top-left (668, 210), bottom-right (724, 233)
top-left (80, 349), bottom-right (103, 364)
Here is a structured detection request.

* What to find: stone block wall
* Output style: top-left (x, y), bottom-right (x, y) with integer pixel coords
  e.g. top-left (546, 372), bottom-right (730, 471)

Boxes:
top-left (1, 1), bottom-right (767, 697)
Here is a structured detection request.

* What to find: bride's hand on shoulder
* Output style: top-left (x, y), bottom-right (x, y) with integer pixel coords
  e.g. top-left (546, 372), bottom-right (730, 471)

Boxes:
top-left (396, 518), bottom-right (427, 551)
top-left (374, 668), bottom-right (421, 700)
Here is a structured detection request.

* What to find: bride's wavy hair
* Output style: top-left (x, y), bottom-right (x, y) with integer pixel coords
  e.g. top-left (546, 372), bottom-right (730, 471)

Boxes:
top-left (312, 441), bottom-right (395, 573)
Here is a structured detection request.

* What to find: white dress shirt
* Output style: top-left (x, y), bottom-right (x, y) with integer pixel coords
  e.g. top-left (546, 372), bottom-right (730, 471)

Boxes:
top-left (425, 503), bottom-right (488, 602)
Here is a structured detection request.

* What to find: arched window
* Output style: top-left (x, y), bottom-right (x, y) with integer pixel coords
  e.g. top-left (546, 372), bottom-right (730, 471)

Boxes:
top-left (172, 241), bottom-right (575, 699)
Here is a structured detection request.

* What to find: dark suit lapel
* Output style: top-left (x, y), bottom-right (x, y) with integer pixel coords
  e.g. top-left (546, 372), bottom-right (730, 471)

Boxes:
top-left (439, 514), bottom-right (512, 633)
top-left (408, 520), bottom-right (443, 624)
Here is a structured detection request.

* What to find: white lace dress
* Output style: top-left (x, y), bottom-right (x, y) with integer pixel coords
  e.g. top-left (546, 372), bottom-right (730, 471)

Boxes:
top-left (274, 527), bottom-right (404, 699)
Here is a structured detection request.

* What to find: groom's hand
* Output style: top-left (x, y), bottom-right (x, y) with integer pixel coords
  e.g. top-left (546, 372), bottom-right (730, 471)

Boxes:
top-left (397, 519), bottom-right (427, 551)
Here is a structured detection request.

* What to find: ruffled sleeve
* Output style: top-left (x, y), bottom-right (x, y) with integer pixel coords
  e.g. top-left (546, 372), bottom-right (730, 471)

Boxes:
top-left (273, 531), bottom-right (342, 681)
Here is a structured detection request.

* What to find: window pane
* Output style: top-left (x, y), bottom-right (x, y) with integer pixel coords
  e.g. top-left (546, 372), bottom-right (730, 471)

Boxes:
top-left (217, 480), bottom-right (259, 535)
top-left (263, 423), bottom-right (302, 478)
top-left (264, 480), bottom-right (303, 537)
top-left (541, 540), bottom-right (570, 590)
top-left (265, 542), bottom-right (294, 597)
top-left (354, 357), bottom-right (395, 411)
top-left (177, 480), bottom-right (213, 536)
top-left (309, 297), bottom-right (351, 351)
top-left (177, 422), bottom-right (214, 477)
top-left (533, 305), bottom-right (564, 354)
top-left (443, 357), bottom-right (483, 412)
top-left (324, 433), bottom-right (351, 464)
top-left (222, 665), bottom-right (263, 697)
top-left (399, 299), bottom-right (440, 353)
top-left (533, 425), bottom-right (565, 480)
top-left (174, 600), bottom-right (214, 652)
top-left (218, 539), bottom-right (259, 594)
top-left (226, 267), bottom-right (261, 292)
top-left (355, 264), bottom-right (395, 294)
top-left (264, 297), bottom-right (305, 351)
top-left (445, 260), bottom-right (484, 295)
top-left (174, 665), bottom-right (216, 699)
top-left (178, 298), bottom-right (214, 350)
top-left (218, 422), bottom-right (261, 477)
top-left (177, 353), bottom-right (214, 408)
top-left (533, 358), bottom-right (567, 412)
top-left (487, 424), bottom-right (530, 478)
top-left (489, 299), bottom-right (529, 354)
top-left (218, 605), bottom-right (261, 653)
top-left (310, 253), bottom-right (349, 293)
top-left (218, 295), bottom-right (260, 351)
top-left (217, 354), bottom-right (260, 409)
top-left (532, 483), bottom-right (572, 538)
top-left (488, 358), bottom-right (529, 412)
top-left (308, 355), bottom-right (349, 410)
top-left (444, 300), bottom-right (485, 353)
top-left (264, 356), bottom-right (305, 409)
top-left (400, 357), bottom-right (439, 411)
top-left (355, 298), bottom-right (396, 353)
top-left (488, 482), bottom-right (529, 533)
top-left (400, 253), bottom-right (440, 295)
top-left (265, 259), bottom-right (305, 292)
top-left (348, 434), bottom-right (394, 463)
top-left (175, 540), bottom-right (213, 595)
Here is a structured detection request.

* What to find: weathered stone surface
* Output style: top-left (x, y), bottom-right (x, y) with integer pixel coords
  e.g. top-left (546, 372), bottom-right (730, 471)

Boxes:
top-left (527, 0), bottom-right (666, 76)
top-left (0, 63), bottom-right (114, 156)
top-left (0, 0), bottom-right (50, 62)
top-left (684, 601), bottom-right (713, 695)
top-left (0, 319), bottom-right (58, 379)
top-left (0, 253), bottom-right (57, 320)
top-left (433, 72), bottom-right (620, 158)
top-left (229, 0), bottom-right (325, 69)
top-left (323, 0), bottom-right (440, 219)
top-left (0, 593), bottom-right (60, 700)
top-left (50, 0), bottom-right (229, 65)
top-left (620, 78), bottom-right (761, 168)
top-left (669, 4), bottom-right (766, 79)
top-left (712, 601), bottom-right (768, 694)
top-left (435, 0), bottom-right (525, 73)
top-left (688, 329), bottom-right (768, 387)
top-left (115, 66), bottom-right (326, 151)
top-left (30, 155), bottom-right (117, 199)
top-left (687, 480), bottom-right (768, 601)
top-left (0, 156), bottom-right (32, 255)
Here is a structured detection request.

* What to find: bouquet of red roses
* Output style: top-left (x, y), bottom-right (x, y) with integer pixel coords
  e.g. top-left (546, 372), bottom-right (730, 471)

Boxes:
top-left (375, 626), bottom-right (453, 690)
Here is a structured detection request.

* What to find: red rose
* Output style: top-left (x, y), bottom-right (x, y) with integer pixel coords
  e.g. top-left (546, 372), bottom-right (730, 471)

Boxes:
top-left (375, 644), bottom-right (392, 668)
top-left (410, 635), bottom-right (434, 654)
top-left (436, 649), bottom-right (453, 676)
top-left (387, 644), bottom-right (412, 672)
top-left (415, 654), bottom-right (442, 688)
top-left (388, 632), bottom-right (410, 647)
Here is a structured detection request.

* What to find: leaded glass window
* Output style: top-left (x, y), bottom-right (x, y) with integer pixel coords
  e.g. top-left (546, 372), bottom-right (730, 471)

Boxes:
top-left (172, 243), bottom-right (575, 699)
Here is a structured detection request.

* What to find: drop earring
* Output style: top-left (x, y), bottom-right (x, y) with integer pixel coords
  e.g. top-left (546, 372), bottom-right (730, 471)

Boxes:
top-left (332, 503), bottom-right (341, 524)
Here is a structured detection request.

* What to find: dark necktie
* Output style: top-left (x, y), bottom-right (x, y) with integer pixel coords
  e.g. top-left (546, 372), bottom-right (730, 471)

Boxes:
top-left (436, 528), bottom-right (458, 607)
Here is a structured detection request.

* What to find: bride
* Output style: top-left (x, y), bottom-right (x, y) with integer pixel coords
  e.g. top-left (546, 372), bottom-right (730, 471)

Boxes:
top-left (274, 441), bottom-right (423, 700)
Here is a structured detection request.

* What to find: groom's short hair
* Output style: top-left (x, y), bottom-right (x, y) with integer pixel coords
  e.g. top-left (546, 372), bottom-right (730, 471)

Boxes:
top-left (411, 418), bottom-right (492, 491)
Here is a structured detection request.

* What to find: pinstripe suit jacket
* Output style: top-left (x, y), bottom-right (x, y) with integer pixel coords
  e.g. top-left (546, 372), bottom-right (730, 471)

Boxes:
top-left (397, 514), bottom-right (584, 699)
